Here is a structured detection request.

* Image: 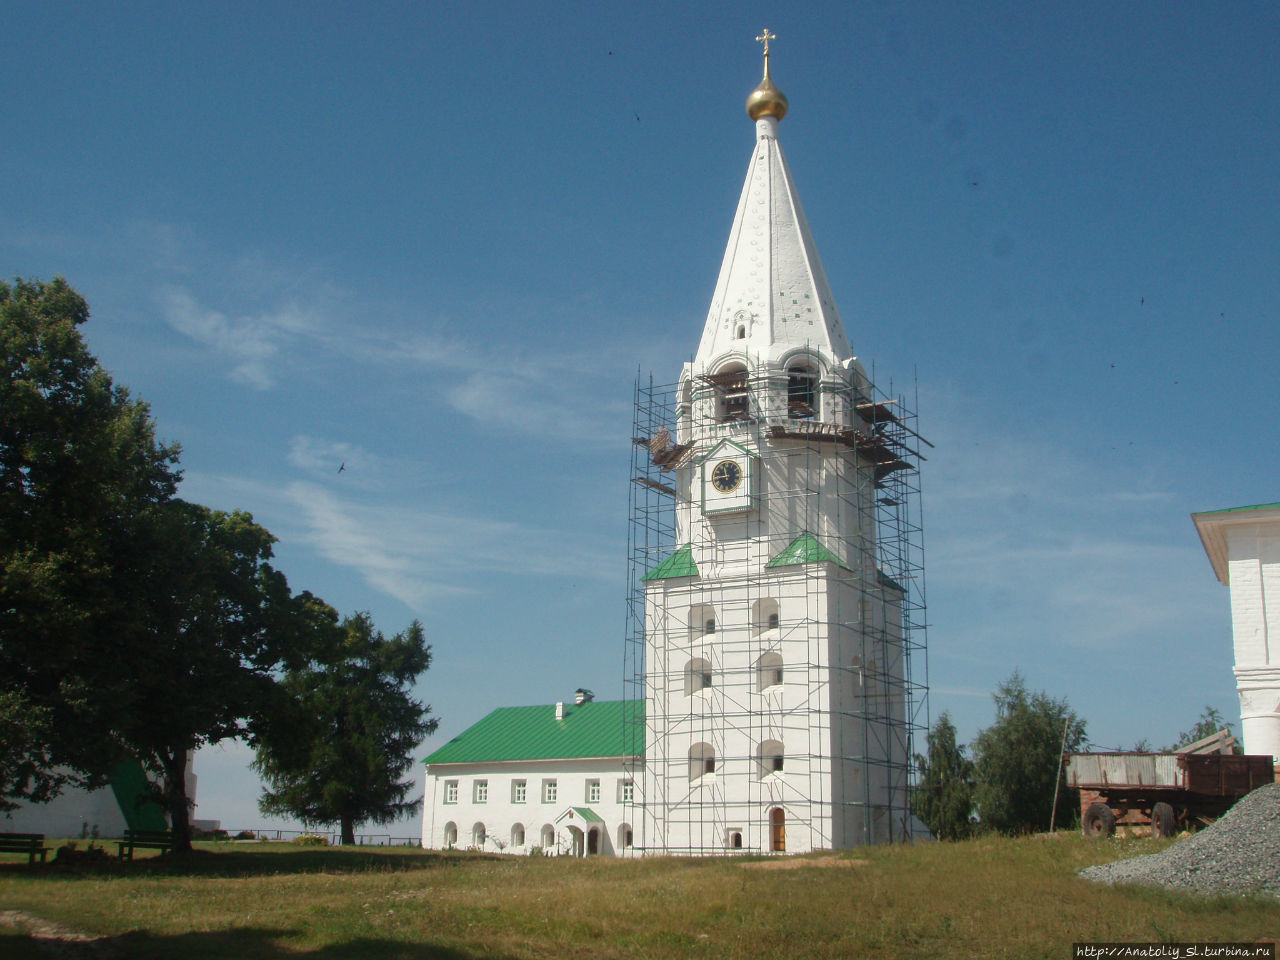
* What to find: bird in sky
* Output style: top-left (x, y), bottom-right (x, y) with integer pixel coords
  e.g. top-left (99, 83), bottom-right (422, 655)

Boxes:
top-left (337, 462), bottom-right (345, 473)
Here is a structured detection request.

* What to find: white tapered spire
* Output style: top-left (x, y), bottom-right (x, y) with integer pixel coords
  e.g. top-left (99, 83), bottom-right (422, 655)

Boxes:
top-left (695, 33), bottom-right (853, 368)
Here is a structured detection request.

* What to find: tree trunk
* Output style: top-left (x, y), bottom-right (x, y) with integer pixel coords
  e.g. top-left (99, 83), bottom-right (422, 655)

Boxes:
top-left (341, 815), bottom-right (355, 845)
top-left (164, 747), bottom-right (193, 855)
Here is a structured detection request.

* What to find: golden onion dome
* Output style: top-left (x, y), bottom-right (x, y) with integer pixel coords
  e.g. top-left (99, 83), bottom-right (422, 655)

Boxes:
top-left (746, 71), bottom-right (789, 122)
top-left (746, 30), bottom-right (788, 122)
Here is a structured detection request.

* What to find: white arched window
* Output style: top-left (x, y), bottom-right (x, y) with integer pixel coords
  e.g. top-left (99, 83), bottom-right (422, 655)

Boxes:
top-left (443, 821), bottom-right (457, 849)
top-left (511, 823), bottom-right (525, 848)
top-left (752, 598), bottom-right (779, 635)
top-left (787, 361), bottom-right (818, 419)
top-left (617, 823), bottom-right (633, 849)
top-left (540, 823), bottom-right (555, 850)
top-left (688, 604), bottom-right (716, 641)
top-left (684, 657), bottom-right (712, 696)
top-left (689, 742), bottom-right (716, 781)
top-left (758, 740), bottom-right (785, 779)
top-left (711, 363), bottom-right (750, 421)
top-left (472, 822), bottom-right (487, 848)
top-left (757, 651), bottom-right (784, 692)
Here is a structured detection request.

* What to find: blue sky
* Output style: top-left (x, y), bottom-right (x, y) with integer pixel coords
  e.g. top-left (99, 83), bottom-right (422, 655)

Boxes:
top-left (4, 1), bottom-right (1278, 833)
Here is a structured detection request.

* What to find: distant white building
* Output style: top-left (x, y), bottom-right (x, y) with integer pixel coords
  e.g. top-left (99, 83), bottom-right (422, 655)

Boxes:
top-left (421, 694), bottom-right (637, 856)
top-left (1194, 502), bottom-right (1280, 763)
top-left (1, 760), bottom-right (177, 838)
top-left (422, 37), bottom-right (926, 856)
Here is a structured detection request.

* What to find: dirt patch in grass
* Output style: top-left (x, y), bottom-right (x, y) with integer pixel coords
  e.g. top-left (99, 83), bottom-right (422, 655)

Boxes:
top-left (739, 857), bottom-right (869, 870)
top-left (0, 909), bottom-right (122, 958)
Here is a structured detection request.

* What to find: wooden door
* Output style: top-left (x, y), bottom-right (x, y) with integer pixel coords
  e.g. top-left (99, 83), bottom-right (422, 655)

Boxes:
top-left (770, 808), bottom-right (786, 852)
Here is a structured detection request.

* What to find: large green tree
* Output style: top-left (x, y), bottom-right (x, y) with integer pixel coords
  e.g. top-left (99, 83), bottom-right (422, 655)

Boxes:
top-left (2, 278), bottom-right (309, 853)
top-left (913, 712), bottom-right (974, 841)
top-left (0, 277), bottom-right (180, 809)
top-left (972, 672), bottom-right (1087, 835)
top-left (254, 611), bottom-right (438, 844)
top-left (118, 500), bottom-right (301, 852)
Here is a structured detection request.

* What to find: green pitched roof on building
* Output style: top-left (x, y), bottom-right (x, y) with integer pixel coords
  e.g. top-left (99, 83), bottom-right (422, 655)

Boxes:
top-left (642, 543), bottom-right (699, 581)
top-left (1194, 502), bottom-right (1280, 516)
top-left (766, 532), bottom-right (852, 571)
top-left (423, 699), bottom-right (644, 765)
top-left (109, 760), bottom-right (167, 832)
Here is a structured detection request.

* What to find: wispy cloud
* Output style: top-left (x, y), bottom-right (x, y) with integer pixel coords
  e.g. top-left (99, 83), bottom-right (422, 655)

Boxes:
top-left (287, 435), bottom-right (380, 481)
top-left (282, 481), bottom-right (616, 611)
top-left (923, 401), bottom-right (1216, 656)
top-left (349, 329), bottom-right (636, 444)
top-left (159, 287), bottom-right (317, 389)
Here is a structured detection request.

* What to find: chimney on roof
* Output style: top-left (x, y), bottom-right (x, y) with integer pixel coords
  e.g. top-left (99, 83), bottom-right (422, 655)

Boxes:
top-left (555, 701), bottom-right (564, 720)
top-left (575, 688), bottom-right (594, 705)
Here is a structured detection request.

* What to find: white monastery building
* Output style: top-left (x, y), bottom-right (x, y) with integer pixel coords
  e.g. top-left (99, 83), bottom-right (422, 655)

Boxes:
top-left (2, 758), bottom-right (194, 838)
top-left (423, 34), bottom-right (928, 856)
top-left (1194, 503), bottom-right (1280, 764)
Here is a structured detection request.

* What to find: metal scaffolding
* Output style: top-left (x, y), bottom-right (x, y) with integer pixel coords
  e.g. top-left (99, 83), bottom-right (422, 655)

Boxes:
top-left (623, 361), bottom-right (929, 853)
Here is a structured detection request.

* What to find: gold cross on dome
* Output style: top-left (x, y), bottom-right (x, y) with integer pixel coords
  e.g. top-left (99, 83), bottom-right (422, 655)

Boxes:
top-left (756, 28), bottom-right (777, 56)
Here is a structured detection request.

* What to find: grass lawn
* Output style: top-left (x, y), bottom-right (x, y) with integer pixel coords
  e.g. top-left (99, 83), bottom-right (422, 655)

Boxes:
top-left (1, 834), bottom-right (1277, 959)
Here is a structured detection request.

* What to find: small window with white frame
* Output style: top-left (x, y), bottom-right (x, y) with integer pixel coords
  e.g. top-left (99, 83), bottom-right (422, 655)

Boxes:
top-left (586, 779), bottom-right (601, 803)
top-left (542, 779), bottom-right (557, 803)
top-left (473, 779), bottom-right (488, 803)
top-left (444, 780), bottom-right (458, 804)
top-left (512, 779), bottom-right (527, 803)
top-left (619, 778), bottom-right (634, 802)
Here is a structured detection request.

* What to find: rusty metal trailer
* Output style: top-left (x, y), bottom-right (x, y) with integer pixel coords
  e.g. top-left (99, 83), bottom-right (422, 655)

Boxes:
top-left (1065, 730), bottom-right (1276, 839)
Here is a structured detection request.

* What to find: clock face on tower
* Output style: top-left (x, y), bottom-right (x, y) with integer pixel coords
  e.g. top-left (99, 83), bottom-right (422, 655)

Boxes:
top-left (710, 459), bottom-right (743, 493)
top-left (700, 443), bottom-right (755, 516)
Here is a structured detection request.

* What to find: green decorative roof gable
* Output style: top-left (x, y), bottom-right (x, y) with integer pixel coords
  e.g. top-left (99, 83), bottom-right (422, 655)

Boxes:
top-left (424, 699), bottom-right (644, 765)
top-left (642, 543), bottom-right (699, 581)
top-left (697, 437), bottom-right (755, 465)
top-left (766, 532), bottom-right (852, 571)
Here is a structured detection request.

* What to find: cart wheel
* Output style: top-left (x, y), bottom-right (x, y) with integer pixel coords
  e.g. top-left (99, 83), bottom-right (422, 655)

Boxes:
top-left (1083, 802), bottom-right (1116, 839)
top-left (1151, 802), bottom-right (1176, 839)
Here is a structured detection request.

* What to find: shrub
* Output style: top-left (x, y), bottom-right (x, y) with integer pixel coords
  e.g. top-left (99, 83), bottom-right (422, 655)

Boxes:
top-left (234, 830), bottom-right (256, 840)
top-left (54, 841), bottom-right (114, 865)
top-left (292, 834), bottom-right (330, 847)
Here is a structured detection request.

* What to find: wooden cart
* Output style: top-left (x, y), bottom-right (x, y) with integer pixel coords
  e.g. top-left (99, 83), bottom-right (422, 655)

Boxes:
top-left (1065, 730), bottom-right (1276, 839)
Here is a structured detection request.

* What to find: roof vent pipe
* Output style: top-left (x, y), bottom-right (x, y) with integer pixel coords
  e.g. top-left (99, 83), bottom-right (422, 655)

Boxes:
top-left (555, 701), bottom-right (564, 720)
top-left (575, 688), bottom-right (594, 705)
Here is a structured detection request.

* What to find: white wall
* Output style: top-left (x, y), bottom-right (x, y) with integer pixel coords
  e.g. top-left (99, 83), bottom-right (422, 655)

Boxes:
top-left (2, 782), bottom-right (127, 839)
top-left (1226, 520), bottom-right (1280, 761)
top-left (422, 757), bottom-right (637, 856)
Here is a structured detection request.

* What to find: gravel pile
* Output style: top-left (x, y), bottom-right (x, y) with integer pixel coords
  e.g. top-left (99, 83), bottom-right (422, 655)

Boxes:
top-left (1080, 782), bottom-right (1280, 898)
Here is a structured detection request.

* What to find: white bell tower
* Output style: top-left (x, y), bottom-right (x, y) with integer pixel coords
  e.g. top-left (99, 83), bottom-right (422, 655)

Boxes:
top-left (624, 33), bottom-right (929, 854)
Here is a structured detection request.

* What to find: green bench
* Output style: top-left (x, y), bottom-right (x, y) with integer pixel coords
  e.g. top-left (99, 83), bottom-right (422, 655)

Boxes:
top-left (0, 832), bottom-right (48, 864)
top-left (117, 829), bottom-right (174, 860)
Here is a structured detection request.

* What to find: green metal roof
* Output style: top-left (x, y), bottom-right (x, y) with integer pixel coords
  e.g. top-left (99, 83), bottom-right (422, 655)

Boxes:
top-left (766, 532), bottom-right (852, 571)
top-left (1194, 502), bottom-right (1280, 516)
top-left (109, 760), bottom-right (167, 832)
top-left (424, 699), bottom-right (644, 765)
top-left (564, 806), bottom-right (604, 824)
top-left (642, 543), bottom-right (699, 581)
